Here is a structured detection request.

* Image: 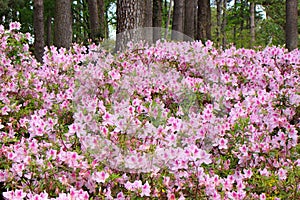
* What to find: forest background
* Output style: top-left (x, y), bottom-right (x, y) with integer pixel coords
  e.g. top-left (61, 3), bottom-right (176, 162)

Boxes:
top-left (0, 0), bottom-right (299, 63)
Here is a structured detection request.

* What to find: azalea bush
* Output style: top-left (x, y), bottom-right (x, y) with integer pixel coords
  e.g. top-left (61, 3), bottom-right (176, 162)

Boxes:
top-left (0, 22), bottom-right (300, 200)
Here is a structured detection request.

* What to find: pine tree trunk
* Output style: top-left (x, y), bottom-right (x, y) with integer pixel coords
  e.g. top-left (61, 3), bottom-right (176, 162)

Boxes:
top-left (153, 0), bottom-right (162, 41)
top-left (216, 0), bottom-right (221, 46)
top-left (206, 0), bottom-right (211, 40)
top-left (233, 0), bottom-right (237, 45)
top-left (184, 0), bottom-right (195, 39)
top-left (33, 0), bottom-right (44, 63)
top-left (46, 16), bottom-right (52, 47)
top-left (87, 0), bottom-right (100, 41)
top-left (97, 0), bottom-right (106, 39)
top-left (54, 0), bottom-right (72, 49)
top-left (116, 0), bottom-right (145, 51)
top-left (172, 0), bottom-right (184, 40)
top-left (196, 0), bottom-right (210, 41)
top-left (164, 0), bottom-right (173, 39)
top-left (145, 0), bottom-right (153, 43)
top-left (250, 2), bottom-right (255, 48)
top-left (221, 0), bottom-right (226, 48)
top-left (286, 0), bottom-right (298, 51)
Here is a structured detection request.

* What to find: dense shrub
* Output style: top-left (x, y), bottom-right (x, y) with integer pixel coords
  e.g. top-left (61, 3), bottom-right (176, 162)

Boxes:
top-left (1, 23), bottom-right (300, 200)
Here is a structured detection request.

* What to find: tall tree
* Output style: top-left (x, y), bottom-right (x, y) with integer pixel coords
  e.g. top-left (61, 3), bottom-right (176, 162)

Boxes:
top-left (250, 2), bottom-right (255, 47)
top-left (164, 0), bottom-right (172, 39)
top-left (286, 0), bottom-right (298, 51)
top-left (54, 0), bottom-right (72, 49)
top-left (33, 0), bottom-right (44, 63)
top-left (184, 0), bottom-right (196, 39)
top-left (216, 0), bottom-right (222, 45)
top-left (171, 0), bottom-right (184, 40)
top-left (196, 0), bottom-right (211, 41)
top-left (145, 0), bottom-right (153, 43)
top-left (153, 0), bottom-right (162, 41)
top-left (221, 0), bottom-right (226, 47)
top-left (97, 0), bottom-right (106, 39)
top-left (116, 0), bottom-right (145, 51)
top-left (87, 0), bottom-right (100, 41)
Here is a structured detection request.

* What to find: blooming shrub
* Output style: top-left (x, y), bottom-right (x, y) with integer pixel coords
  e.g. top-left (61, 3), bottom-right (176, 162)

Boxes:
top-left (0, 22), bottom-right (300, 200)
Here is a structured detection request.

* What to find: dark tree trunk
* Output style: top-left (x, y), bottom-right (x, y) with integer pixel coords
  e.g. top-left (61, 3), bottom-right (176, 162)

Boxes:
top-left (33, 0), bottom-right (44, 63)
top-left (87, 0), bottom-right (100, 41)
top-left (54, 0), bottom-right (72, 49)
top-left (196, 0), bottom-right (210, 42)
top-left (216, 0), bottom-right (221, 46)
top-left (184, 0), bottom-right (195, 39)
top-left (97, 0), bottom-right (106, 39)
top-left (153, 0), bottom-right (162, 41)
top-left (206, 0), bottom-right (211, 40)
top-left (239, 0), bottom-right (245, 46)
top-left (46, 16), bottom-right (52, 47)
top-left (164, 0), bottom-right (172, 39)
top-left (221, 0), bottom-right (227, 48)
top-left (250, 2), bottom-right (255, 47)
top-left (233, 0), bottom-right (237, 44)
top-left (116, 0), bottom-right (145, 51)
top-left (171, 0), bottom-right (184, 40)
top-left (286, 0), bottom-right (298, 51)
top-left (145, 0), bottom-right (153, 43)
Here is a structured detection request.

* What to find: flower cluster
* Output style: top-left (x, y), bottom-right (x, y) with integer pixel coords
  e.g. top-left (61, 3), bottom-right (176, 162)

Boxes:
top-left (1, 22), bottom-right (300, 199)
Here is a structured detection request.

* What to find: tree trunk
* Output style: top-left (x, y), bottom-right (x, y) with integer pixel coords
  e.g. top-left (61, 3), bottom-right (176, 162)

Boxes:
top-left (145, 0), bottom-right (153, 43)
top-left (286, 0), bottom-right (298, 51)
top-left (239, 0), bottom-right (245, 46)
top-left (46, 16), bottom-right (52, 47)
top-left (250, 2), bottom-right (255, 48)
top-left (54, 0), bottom-right (72, 49)
top-left (216, 0), bottom-right (221, 46)
top-left (33, 0), bottom-right (44, 63)
top-left (87, 0), bottom-right (100, 41)
top-left (206, 0), bottom-right (211, 40)
top-left (153, 0), bottom-right (162, 41)
top-left (221, 0), bottom-right (226, 48)
top-left (184, 0), bottom-right (195, 39)
top-left (116, 0), bottom-right (145, 51)
top-left (97, 0), bottom-right (106, 39)
top-left (233, 0), bottom-right (237, 45)
top-left (171, 0), bottom-right (184, 40)
top-left (196, 0), bottom-right (210, 42)
top-left (164, 0), bottom-right (173, 39)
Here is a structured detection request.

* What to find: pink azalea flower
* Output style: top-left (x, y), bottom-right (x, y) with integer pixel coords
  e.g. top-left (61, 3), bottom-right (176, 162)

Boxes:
top-left (259, 193), bottom-right (266, 200)
top-left (3, 189), bottom-right (27, 200)
top-left (9, 22), bottom-right (21, 31)
top-left (277, 168), bottom-right (287, 180)
top-left (218, 138), bottom-right (228, 150)
top-left (141, 181), bottom-right (151, 197)
top-left (93, 171), bottom-right (109, 183)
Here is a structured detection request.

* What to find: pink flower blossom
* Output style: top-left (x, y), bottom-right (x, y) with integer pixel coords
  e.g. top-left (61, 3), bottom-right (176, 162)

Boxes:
top-left (141, 181), bottom-right (151, 197)
top-left (9, 22), bottom-right (21, 31)
top-left (93, 171), bottom-right (109, 183)
top-left (277, 168), bottom-right (287, 180)
top-left (218, 138), bottom-right (228, 150)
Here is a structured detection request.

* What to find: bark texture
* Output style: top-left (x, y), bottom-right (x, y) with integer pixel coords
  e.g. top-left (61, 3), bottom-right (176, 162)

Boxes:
top-left (197, 0), bottom-right (211, 41)
top-left (172, 0), bottom-right (184, 40)
top-left (116, 0), bottom-right (145, 51)
top-left (153, 0), bottom-right (162, 41)
top-left (34, 0), bottom-right (44, 63)
top-left (54, 0), bottom-right (72, 49)
top-left (145, 0), bottom-right (153, 43)
top-left (286, 0), bottom-right (298, 51)
top-left (87, 0), bottom-right (100, 41)
top-left (250, 2), bottom-right (255, 47)
top-left (184, 0), bottom-right (195, 39)
top-left (97, 0), bottom-right (106, 39)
